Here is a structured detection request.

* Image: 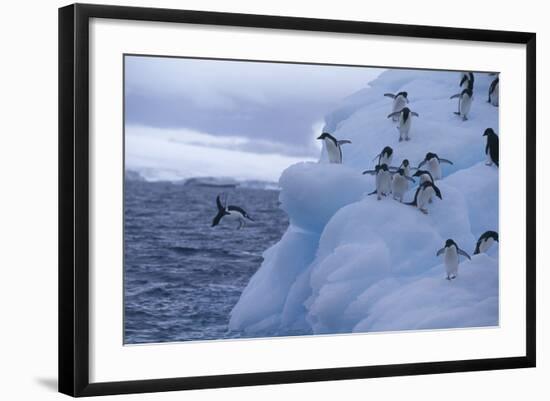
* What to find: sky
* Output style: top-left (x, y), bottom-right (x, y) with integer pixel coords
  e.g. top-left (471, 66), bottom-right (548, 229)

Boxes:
top-left (125, 55), bottom-right (383, 182)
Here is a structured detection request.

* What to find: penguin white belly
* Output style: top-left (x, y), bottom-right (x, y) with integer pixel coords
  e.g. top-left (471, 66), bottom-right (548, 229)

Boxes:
top-left (392, 96), bottom-right (407, 115)
top-left (324, 139), bottom-right (342, 164)
top-left (399, 117), bottom-right (412, 140)
top-left (417, 187), bottom-right (435, 210)
top-left (379, 173), bottom-right (391, 195)
top-left (490, 83), bottom-right (499, 106)
top-left (391, 176), bottom-right (408, 201)
top-left (428, 159), bottom-right (442, 180)
top-left (460, 95), bottom-right (472, 118)
top-left (445, 247), bottom-right (459, 278)
top-left (479, 237), bottom-right (495, 253)
top-left (379, 155), bottom-right (392, 166)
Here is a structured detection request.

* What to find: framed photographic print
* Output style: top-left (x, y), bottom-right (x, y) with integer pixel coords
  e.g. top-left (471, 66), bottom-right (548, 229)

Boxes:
top-left (58, 3), bottom-right (536, 397)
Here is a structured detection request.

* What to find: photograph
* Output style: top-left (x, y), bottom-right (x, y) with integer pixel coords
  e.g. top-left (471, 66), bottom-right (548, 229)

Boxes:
top-left (123, 55), bottom-right (500, 344)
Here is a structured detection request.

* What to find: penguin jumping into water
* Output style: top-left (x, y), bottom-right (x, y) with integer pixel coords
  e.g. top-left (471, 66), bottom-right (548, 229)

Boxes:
top-left (391, 168), bottom-right (416, 202)
top-left (488, 76), bottom-right (499, 106)
top-left (483, 128), bottom-right (499, 167)
top-left (384, 91), bottom-right (409, 121)
top-left (417, 152), bottom-right (453, 180)
top-left (363, 164), bottom-right (392, 200)
top-left (450, 88), bottom-right (473, 121)
top-left (474, 231), bottom-right (499, 254)
top-left (387, 107), bottom-right (419, 142)
top-left (405, 181), bottom-right (442, 214)
top-left (317, 132), bottom-right (352, 164)
top-left (211, 194), bottom-right (254, 230)
top-left (437, 239), bottom-right (472, 280)
top-left (372, 146), bottom-right (393, 167)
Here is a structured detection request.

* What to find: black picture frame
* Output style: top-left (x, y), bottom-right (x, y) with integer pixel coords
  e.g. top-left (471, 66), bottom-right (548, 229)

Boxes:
top-left (59, 3), bottom-right (536, 397)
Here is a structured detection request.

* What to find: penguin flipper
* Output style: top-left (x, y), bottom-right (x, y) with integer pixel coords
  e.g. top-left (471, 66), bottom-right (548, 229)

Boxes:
top-left (362, 170), bottom-right (376, 175)
top-left (439, 158), bottom-right (454, 165)
top-left (436, 247), bottom-right (445, 256)
top-left (212, 211), bottom-right (224, 227)
top-left (215, 194), bottom-right (224, 212)
top-left (450, 93), bottom-right (461, 99)
top-left (337, 140), bottom-right (352, 145)
top-left (384, 93), bottom-right (396, 98)
top-left (405, 176), bottom-right (416, 183)
top-left (367, 189), bottom-right (377, 196)
top-left (411, 112), bottom-right (419, 117)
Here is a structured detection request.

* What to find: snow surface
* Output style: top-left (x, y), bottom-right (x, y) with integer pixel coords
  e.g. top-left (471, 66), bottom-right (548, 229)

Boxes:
top-left (229, 69), bottom-right (499, 336)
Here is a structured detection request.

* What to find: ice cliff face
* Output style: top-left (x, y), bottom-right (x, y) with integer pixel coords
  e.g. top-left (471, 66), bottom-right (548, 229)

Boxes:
top-left (229, 69), bottom-right (499, 337)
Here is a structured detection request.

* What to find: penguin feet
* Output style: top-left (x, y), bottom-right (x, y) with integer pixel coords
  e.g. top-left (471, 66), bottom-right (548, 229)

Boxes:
top-left (485, 161), bottom-right (493, 166)
top-left (399, 137), bottom-right (403, 142)
top-left (405, 137), bottom-right (410, 141)
top-left (453, 112), bottom-right (460, 115)
top-left (462, 116), bottom-right (468, 121)
top-left (420, 208), bottom-right (428, 215)
top-left (377, 195), bottom-right (382, 201)
top-left (446, 276), bottom-right (451, 281)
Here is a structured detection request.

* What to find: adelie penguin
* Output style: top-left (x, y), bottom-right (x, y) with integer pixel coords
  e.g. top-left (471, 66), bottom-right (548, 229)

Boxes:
top-left (487, 76), bottom-right (499, 106)
top-left (387, 107), bottom-right (419, 142)
top-left (363, 164), bottom-right (392, 201)
top-left (372, 146), bottom-right (393, 167)
top-left (474, 231), bottom-right (499, 255)
top-left (384, 91), bottom-right (409, 121)
top-left (405, 181), bottom-right (442, 214)
top-left (450, 88), bottom-right (473, 121)
top-left (211, 194), bottom-right (254, 230)
top-left (437, 239), bottom-right (471, 280)
top-left (317, 132), bottom-right (351, 164)
top-left (417, 152), bottom-right (453, 180)
top-left (483, 128), bottom-right (499, 167)
top-left (391, 168), bottom-right (416, 202)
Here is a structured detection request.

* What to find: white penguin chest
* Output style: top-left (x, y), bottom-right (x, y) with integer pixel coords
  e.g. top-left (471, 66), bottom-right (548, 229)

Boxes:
top-left (392, 175), bottom-right (408, 194)
top-left (445, 247), bottom-right (459, 272)
top-left (418, 187), bottom-right (435, 207)
top-left (428, 159), bottom-right (441, 179)
top-left (480, 237), bottom-right (495, 253)
top-left (393, 96), bottom-right (407, 112)
top-left (324, 139), bottom-right (341, 163)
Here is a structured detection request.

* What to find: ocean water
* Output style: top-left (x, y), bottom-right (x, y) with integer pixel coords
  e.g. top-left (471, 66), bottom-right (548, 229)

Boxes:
top-left (124, 180), bottom-right (289, 344)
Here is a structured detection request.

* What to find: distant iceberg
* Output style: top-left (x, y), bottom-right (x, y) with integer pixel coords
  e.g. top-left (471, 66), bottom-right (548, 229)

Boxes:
top-left (229, 68), bottom-right (499, 337)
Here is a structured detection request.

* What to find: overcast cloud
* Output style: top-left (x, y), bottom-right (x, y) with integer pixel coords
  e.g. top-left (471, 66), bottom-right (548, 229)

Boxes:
top-left (125, 55), bottom-right (383, 180)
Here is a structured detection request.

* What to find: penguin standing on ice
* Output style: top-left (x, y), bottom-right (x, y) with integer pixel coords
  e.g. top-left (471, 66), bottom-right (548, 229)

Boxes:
top-left (405, 181), bottom-right (442, 214)
top-left (474, 231), bottom-right (499, 254)
top-left (373, 146), bottom-right (393, 167)
top-left (417, 152), bottom-right (454, 180)
top-left (483, 128), bottom-right (499, 167)
top-left (488, 76), bottom-right (499, 106)
top-left (387, 107), bottom-right (419, 142)
top-left (363, 164), bottom-right (392, 200)
top-left (391, 168), bottom-right (415, 202)
top-left (317, 132), bottom-right (352, 164)
top-left (437, 239), bottom-right (472, 280)
top-left (450, 88), bottom-right (473, 121)
top-left (211, 194), bottom-right (254, 230)
top-left (384, 91), bottom-right (409, 121)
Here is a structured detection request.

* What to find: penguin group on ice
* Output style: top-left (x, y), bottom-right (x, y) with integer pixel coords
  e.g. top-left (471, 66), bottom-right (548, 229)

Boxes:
top-left (212, 71), bottom-right (499, 279)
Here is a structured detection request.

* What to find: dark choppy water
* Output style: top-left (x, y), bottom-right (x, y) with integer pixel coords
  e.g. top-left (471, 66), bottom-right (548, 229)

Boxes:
top-left (124, 180), bottom-right (289, 344)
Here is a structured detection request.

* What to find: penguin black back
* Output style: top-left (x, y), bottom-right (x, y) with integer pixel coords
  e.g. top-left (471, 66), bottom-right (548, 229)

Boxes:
top-left (483, 128), bottom-right (499, 166)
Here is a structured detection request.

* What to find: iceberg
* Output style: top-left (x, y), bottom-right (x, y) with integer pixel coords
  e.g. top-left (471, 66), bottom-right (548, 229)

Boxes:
top-left (229, 68), bottom-right (499, 336)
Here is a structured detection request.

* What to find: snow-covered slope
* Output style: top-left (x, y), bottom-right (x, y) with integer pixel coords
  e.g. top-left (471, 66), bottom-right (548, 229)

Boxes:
top-left (229, 69), bottom-right (499, 337)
